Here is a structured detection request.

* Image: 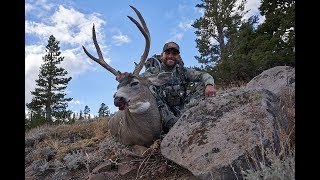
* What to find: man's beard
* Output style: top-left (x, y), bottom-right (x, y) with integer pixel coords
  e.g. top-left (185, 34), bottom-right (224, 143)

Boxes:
top-left (164, 59), bottom-right (178, 67)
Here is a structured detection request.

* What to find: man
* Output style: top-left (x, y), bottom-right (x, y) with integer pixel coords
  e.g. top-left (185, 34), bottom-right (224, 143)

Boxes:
top-left (142, 42), bottom-right (217, 133)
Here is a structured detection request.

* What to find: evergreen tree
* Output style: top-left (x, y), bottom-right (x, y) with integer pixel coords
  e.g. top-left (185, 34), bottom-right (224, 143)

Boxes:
top-left (215, 0), bottom-right (295, 82)
top-left (26, 35), bottom-right (73, 125)
top-left (28, 111), bottom-right (47, 129)
top-left (192, 0), bottom-right (295, 86)
top-left (25, 112), bottom-right (31, 130)
top-left (84, 105), bottom-right (90, 119)
top-left (192, 0), bottom-right (248, 70)
top-left (212, 16), bottom-right (260, 85)
top-left (98, 103), bottom-right (110, 117)
top-left (79, 110), bottom-right (84, 120)
top-left (252, 0), bottom-right (295, 69)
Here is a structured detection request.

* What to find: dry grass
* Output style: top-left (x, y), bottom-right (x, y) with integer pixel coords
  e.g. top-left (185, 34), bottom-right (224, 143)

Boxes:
top-left (25, 116), bottom-right (191, 180)
top-left (25, 117), bottom-right (110, 165)
top-left (241, 133), bottom-right (295, 180)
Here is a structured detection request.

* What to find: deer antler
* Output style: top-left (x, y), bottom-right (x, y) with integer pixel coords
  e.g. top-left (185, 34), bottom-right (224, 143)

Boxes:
top-left (82, 24), bottom-right (120, 77)
top-left (128, 5), bottom-right (150, 75)
top-left (82, 5), bottom-right (150, 80)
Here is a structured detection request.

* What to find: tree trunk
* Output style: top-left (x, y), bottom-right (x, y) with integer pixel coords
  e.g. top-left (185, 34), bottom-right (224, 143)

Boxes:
top-left (45, 104), bottom-right (52, 124)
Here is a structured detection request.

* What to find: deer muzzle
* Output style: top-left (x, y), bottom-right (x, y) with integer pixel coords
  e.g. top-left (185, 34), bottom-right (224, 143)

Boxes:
top-left (114, 96), bottom-right (129, 110)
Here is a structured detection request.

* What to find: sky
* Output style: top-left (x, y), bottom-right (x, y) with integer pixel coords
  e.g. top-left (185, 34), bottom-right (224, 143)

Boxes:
top-left (25, 0), bottom-right (263, 117)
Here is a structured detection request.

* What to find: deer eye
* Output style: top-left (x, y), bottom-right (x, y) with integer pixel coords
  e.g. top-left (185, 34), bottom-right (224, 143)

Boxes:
top-left (130, 81), bottom-right (139, 87)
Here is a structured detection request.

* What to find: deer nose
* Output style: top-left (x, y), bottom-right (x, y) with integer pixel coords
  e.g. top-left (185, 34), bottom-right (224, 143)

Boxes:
top-left (114, 96), bottom-right (125, 106)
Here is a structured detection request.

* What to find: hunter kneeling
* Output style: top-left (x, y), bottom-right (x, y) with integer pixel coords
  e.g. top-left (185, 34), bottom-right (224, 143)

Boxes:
top-left (141, 42), bottom-right (217, 134)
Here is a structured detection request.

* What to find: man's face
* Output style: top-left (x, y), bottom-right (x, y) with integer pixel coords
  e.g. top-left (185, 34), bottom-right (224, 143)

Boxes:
top-left (161, 49), bottom-right (180, 67)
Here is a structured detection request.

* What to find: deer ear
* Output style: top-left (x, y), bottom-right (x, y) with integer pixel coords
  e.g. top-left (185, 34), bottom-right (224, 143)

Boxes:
top-left (147, 72), bottom-right (172, 86)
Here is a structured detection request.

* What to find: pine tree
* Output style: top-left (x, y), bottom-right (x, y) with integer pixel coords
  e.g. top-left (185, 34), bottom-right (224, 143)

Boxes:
top-left (212, 16), bottom-right (260, 85)
top-left (98, 103), bottom-right (110, 117)
top-left (79, 110), bottom-right (84, 120)
top-left (26, 35), bottom-right (73, 125)
top-left (25, 112), bottom-right (30, 130)
top-left (84, 105), bottom-right (90, 119)
top-left (253, 0), bottom-right (295, 69)
top-left (192, 0), bottom-right (248, 70)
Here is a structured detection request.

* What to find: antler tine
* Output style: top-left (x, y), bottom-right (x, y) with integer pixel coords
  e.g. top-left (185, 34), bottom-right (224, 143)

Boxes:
top-left (82, 24), bottom-right (120, 77)
top-left (129, 5), bottom-right (150, 36)
top-left (128, 5), bottom-right (151, 75)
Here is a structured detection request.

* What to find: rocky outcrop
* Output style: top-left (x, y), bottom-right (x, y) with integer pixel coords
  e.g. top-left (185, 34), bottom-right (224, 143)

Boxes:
top-left (160, 66), bottom-right (295, 180)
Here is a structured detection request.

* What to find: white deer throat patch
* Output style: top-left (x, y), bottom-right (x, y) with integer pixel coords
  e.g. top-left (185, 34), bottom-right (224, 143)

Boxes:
top-left (129, 101), bottom-right (151, 114)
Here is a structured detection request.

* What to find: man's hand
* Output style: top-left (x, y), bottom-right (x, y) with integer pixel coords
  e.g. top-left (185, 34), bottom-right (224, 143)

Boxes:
top-left (204, 84), bottom-right (217, 97)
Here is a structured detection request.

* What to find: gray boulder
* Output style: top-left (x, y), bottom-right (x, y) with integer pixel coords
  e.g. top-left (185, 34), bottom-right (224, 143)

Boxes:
top-left (160, 66), bottom-right (294, 180)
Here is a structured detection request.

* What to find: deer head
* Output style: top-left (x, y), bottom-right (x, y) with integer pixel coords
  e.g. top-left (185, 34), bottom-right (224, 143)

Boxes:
top-left (82, 5), bottom-right (171, 146)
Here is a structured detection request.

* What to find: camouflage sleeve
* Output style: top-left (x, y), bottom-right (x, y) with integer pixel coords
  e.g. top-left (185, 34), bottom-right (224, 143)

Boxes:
top-left (186, 68), bottom-right (215, 86)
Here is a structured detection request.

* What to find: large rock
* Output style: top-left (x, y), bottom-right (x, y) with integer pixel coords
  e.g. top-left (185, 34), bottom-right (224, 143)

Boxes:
top-left (246, 66), bottom-right (295, 97)
top-left (160, 66), bottom-right (294, 180)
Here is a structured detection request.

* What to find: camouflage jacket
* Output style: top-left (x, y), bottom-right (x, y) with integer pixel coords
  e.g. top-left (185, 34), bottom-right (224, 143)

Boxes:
top-left (141, 54), bottom-right (215, 115)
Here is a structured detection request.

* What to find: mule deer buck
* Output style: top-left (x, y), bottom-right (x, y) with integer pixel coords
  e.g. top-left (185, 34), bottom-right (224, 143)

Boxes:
top-left (82, 5), bottom-right (171, 147)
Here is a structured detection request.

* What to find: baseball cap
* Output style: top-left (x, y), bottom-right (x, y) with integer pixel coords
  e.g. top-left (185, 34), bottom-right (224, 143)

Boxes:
top-left (163, 42), bottom-right (180, 53)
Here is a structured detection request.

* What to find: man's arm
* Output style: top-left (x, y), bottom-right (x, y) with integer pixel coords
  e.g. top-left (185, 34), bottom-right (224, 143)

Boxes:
top-left (186, 68), bottom-right (215, 86)
top-left (186, 68), bottom-right (217, 96)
